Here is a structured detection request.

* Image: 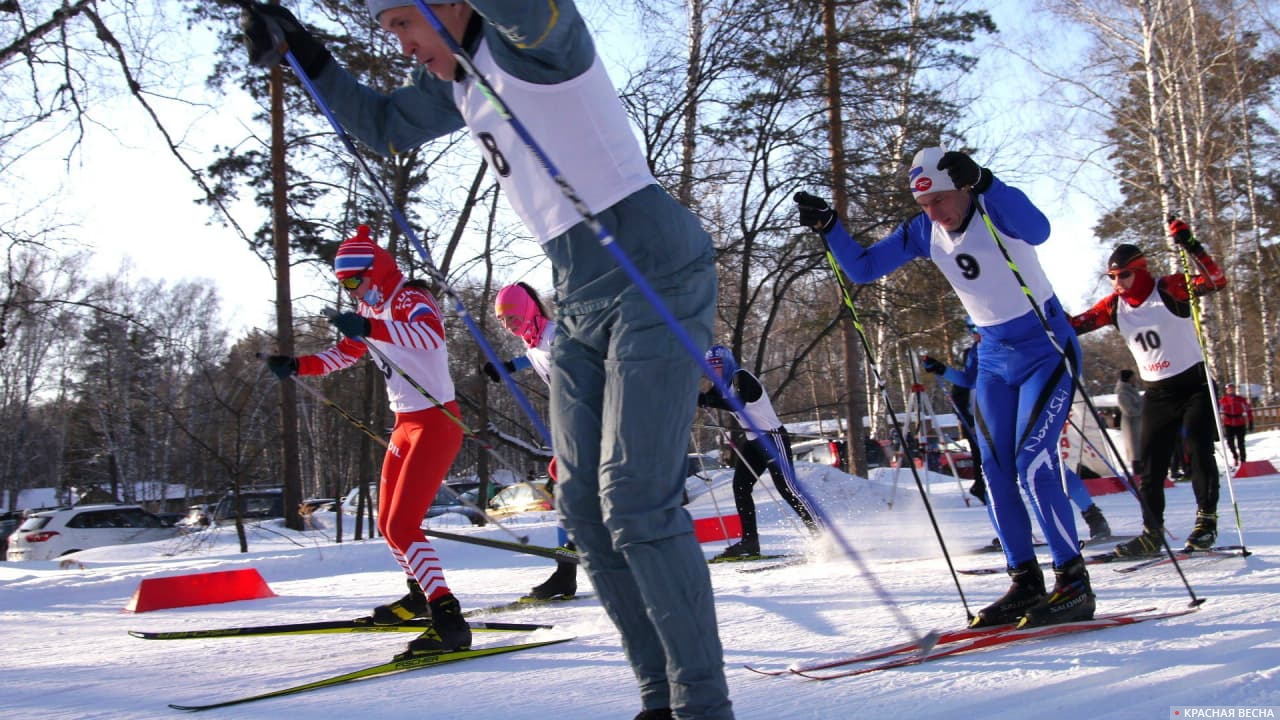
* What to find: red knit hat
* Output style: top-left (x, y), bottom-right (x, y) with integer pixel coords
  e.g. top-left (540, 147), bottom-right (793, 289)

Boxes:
top-left (334, 225), bottom-right (401, 310)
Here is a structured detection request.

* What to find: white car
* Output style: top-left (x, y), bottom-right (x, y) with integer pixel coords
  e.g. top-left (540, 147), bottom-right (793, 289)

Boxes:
top-left (5, 504), bottom-right (178, 561)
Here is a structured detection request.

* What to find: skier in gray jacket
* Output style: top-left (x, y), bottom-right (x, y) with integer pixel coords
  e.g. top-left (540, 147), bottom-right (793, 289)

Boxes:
top-left (241, 3), bottom-right (731, 719)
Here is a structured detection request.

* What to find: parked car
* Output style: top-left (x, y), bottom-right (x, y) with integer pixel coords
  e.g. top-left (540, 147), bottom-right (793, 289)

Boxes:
top-left (425, 483), bottom-right (495, 526)
top-left (301, 497), bottom-right (337, 514)
top-left (923, 439), bottom-right (976, 480)
top-left (211, 489), bottom-right (284, 525)
top-left (793, 437), bottom-right (889, 473)
top-left (153, 512), bottom-right (184, 527)
top-left (1, 511), bottom-right (23, 558)
top-left (5, 504), bottom-right (177, 561)
top-left (175, 504), bottom-right (212, 529)
top-left (487, 481), bottom-right (553, 518)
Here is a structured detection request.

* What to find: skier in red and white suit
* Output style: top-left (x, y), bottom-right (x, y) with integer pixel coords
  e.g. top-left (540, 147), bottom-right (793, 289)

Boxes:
top-left (1070, 218), bottom-right (1227, 555)
top-left (265, 224), bottom-right (469, 660)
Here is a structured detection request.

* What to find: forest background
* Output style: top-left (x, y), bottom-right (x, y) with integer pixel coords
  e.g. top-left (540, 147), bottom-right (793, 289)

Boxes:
top-left (3, 0), bottom-right (1278, 536)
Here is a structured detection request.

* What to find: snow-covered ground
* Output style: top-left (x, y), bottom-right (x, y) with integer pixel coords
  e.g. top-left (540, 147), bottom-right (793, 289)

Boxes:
top-left (3, 434), bottom-right (1278, 720)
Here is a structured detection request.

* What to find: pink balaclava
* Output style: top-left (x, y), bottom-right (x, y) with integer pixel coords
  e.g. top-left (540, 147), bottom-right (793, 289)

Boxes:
top-left (494, 283), bottom-right (547, 348)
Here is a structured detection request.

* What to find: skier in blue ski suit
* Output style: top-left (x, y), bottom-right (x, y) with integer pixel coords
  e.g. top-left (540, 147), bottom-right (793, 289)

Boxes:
top-left (240, 2), bottom-right (731, 718)
top-left (795, 147), bottom-right (1095, 629)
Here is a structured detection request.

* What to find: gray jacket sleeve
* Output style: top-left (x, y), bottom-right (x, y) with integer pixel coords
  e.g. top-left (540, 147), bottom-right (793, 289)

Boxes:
top-left (311, 63), bottom-right (466, 156)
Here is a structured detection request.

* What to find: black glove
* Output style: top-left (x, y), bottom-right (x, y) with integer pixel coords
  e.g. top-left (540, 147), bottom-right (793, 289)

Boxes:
top-left (936, 151), bottom-right (992, 193)
top-left (329, 311), bottom-right (371, 340)
top-left (481, 360), bottom-right (517, 383)
top-left (265, 355), bottom-right (298, 380)
top-left (1168, 217), bottom-right (1204, 254)
top-left (240, 2), bottom-right (332, 78)
top-left (794, 192), bottom-right (837, 234)
top-left (922, 355), bottom-right (947, 375)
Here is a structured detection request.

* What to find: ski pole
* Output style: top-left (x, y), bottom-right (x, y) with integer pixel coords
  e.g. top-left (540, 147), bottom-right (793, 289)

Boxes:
top-left (407, 1), bottom-right (932, 650)
top-left (691, 409), bottom-right (733, 551)
top-left (702, 410), bottom-right (814, 543)
top-left (971, 194), bottom-right (1205, 607)
top-left (816, 241), bottom-right (973, 622)
top-left (232, 0), bottom-right (550, 448)
top-left (1172, 215), bottom-right (1248, 553)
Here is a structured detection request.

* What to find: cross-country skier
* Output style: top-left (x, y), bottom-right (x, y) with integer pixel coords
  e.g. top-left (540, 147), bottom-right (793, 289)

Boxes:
top-left (697, 345), bottom-right (819, 560)
top-left (482, 282), bottom-right (577, 601)
top-left (796, 147), bottom-right (1094, 629)
top-left (1069, 220), bottom-right (1227, 554)
top-left (1219, 383), bottom-right (1254, 467)
top-left (241, 3), bottom-right (733, 717)
top-left (264, 224), bottom-right (470, 661)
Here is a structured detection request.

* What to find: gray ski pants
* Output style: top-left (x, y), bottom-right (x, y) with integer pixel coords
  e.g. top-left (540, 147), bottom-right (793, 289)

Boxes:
top-left (546, 196), bottom-right (731, 720)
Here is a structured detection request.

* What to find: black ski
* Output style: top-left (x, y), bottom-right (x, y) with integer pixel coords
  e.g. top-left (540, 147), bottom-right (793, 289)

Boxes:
top-left (1112, 545), bottom-right (1250, 574)
top-left (969, 539), bottom-right (1046, 555)
top-left (130, 617), bottom-right (550, 640)
top-left (425, 528), bottom-right (579, 563)
top-left (708, 553), bottom-right (794, 565)
top-left (168, 636), bottom-right (574, 711)
top-left (736, 557), bottom-right (808, 574)
top-left (960, 544), bottom-right (1156, 575)
top-left (463, 593), bottom-right (593, 617)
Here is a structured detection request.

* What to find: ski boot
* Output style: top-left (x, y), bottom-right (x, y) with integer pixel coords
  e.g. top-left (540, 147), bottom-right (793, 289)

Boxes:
top-left (968, 479), bottom-right (988, 506)
top-left (1184, 511), bottom-right (1218, 551)
top-left (369, 576), bottom-right (428, 625)
top-left (524, 559), bottom-right (577, 601)
top-left (633, 710), bottom-right (674, 720)
top-left (1018, 555), bottom-right (1095, 628)
top-left (1081, 504), bottom-right (1111, 542)
top-left (712, 539), bottom-right (761, 561)
top-left (969, 559), bottom-right (1045, 628)
top-left (1113, 526), bottom-right (1163, 557)
top-left (395, 593), bottom-right (472, 661)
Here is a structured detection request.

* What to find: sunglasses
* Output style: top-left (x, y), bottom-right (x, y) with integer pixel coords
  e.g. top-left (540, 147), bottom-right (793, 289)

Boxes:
top-left (1106, 270), bottom-right (1134, 281)
top-left (340, 263), bottom-right (373, 290)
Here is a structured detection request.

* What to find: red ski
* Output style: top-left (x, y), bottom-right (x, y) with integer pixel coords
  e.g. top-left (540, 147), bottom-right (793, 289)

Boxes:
top-left (743, 608), bottom-right (1156, 677)
top-left (791, 607), bottom-right (1197, 681)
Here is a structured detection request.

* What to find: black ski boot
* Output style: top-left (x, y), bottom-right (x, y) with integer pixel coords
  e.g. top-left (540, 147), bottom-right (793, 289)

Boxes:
top-left (1081, 504), bottom-right (1111, 542)
top-left (633, 710), bottom-right (674, 720)
top-left (1018, 555), bottom-right (1095, 628)
top-left (1114, 526), bottom-right (1163, 557)
top-left (396, 593), bottom-right (472, 660)
top-left (970, 559), bottom-right (1045, 628)
top-left (969, 479), bottom-right (988, 505)
top-left (1184, 511), bottom-right (1218, 551)
top-left (370, 576), bottom-right (428, 625)
top-left (524, 560), bottom-right (578, 601)
top-left (713, 539), bottom-right (761, 561)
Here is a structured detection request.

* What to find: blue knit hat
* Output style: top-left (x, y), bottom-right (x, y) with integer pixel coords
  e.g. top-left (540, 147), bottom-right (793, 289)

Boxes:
top-left (366, 0), bottom-right (452, 22)
top-left (705, 345), bottom-right (738, 379)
